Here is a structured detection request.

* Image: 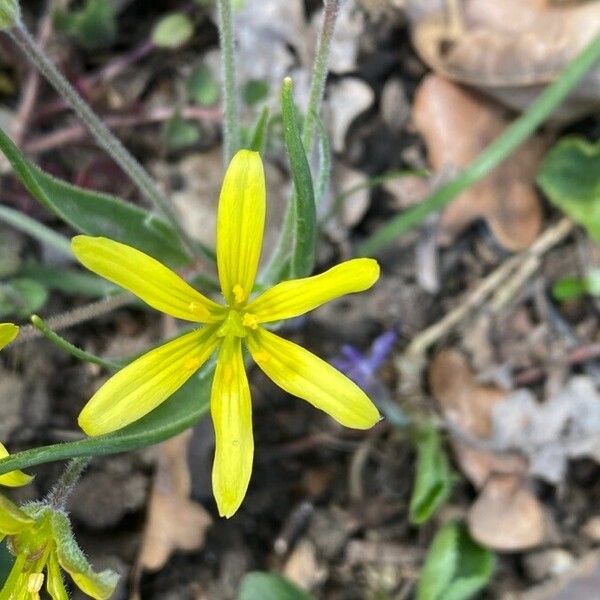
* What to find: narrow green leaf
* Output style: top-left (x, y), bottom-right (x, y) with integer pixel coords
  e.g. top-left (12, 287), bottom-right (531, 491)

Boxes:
top-left (314, 115), bottom-right (331, 209)
top-left (281, 77), bottom-right (316, 278)
top-left (238, 572), bottom-right (315, 600)
top-left (417, 522), bottom-right (494, 600)
top-left (249, 106), bottom-right (270, 153)
top-left (0, 363), bottom-right (215, 476)
top-left (537, 136), bottom-right (600, 238)
top-left (409, 424), bottom-right (454, 525)
top-left (0, 125), bottom-right (191, 267)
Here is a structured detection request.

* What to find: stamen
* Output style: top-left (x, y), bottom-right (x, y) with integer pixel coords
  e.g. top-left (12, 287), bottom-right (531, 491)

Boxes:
top-left (27, 573), bottom-right (44, 594)
top-left (232, 284), bottom-right (245, 304)
top-left (242, 313), bottom-right (259, 329)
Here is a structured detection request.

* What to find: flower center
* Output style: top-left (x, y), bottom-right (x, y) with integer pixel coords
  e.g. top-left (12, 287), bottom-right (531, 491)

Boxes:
top-left (216, 310), bottom-right (259, 338)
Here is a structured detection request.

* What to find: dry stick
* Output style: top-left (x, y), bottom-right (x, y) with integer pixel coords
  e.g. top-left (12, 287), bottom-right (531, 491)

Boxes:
top-left (12, 11), bottom-right (52, 145)
top-left (13, 293), bottom-right (133, 344)
top-left (404, 217), bottom-right (574, 359)
top-left (24, 105), bottom-right (222, 154)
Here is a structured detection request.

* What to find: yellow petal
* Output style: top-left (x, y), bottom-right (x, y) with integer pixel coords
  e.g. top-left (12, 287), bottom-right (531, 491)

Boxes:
top-left (0, 442), bottom-right (33, 488)
top-left (247, 328), bottom-right (381, 429)
top-left (0, 323), bottom-right (18, 350)
top-left (246, 258), bottom-right (380, 323)
top-left (79, 327), bottom-right (220, 436)
top-left (217, 150), bottom-right (266, 306)
top-left (72, 236), bottom-right (225, 323)
top-left (211, 336), bottom-right (253, 518)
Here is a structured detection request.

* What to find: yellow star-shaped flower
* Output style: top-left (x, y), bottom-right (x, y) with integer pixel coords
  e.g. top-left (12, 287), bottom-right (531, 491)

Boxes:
top-left (72, 149), bottom-right (381, 517)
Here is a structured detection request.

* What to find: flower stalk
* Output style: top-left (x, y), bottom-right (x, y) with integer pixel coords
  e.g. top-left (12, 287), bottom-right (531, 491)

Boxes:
top-left (216, 0), bottom-right (240, 165)
top-left (45, 457), bottom-right (90, 510)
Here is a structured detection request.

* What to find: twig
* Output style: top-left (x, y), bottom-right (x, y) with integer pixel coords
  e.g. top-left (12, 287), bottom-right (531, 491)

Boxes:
top-left (12, 10), bottom-right (52, 145)
top-left (405, 218), bottom-right (574, 358)
top-left (24, 105), bottom-right (222, 154)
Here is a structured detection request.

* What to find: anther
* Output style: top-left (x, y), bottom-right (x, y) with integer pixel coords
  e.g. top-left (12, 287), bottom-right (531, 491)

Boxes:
top-left (232, 284), bottom-right (245, 304)
top-left (242, 313), bottom-right (259, 329)
top-left (28, 573), bottom-right (44, 594)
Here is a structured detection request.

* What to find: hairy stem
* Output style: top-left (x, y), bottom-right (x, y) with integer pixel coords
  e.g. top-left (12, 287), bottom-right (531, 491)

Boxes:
top-left (7, 21), bottom-right (199, 260)
top-left (46, 457), bottom-right (90, 509)
top-left (216, 0), bottom-right (240, 165)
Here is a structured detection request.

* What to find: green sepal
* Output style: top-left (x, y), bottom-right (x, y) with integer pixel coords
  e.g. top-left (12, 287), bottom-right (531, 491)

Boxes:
top-left (51, 511), bottom-right (118, 600)
top-left (0, 0), bottom-right (20, 29)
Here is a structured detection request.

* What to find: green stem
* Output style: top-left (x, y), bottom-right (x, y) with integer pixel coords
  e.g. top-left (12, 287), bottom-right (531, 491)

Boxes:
top-left (46, 457), bottom-right (90, 509)
top-left (216, 0), bottom-right (240, 165)
top-left (0, 204), bottom-right (72, 256)
top-left (31, 314), bottom-right (123, 370)
top-left (7, 22), bottom-right (200, 261)
top-left (302, 0), bottom-right (340, 153)
top-left (357, 33), bottom-right (600, 257)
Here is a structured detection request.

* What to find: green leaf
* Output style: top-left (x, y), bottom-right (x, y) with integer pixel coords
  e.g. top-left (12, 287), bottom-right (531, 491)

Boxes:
top-left (248, 107), bottom-right (270, 153)
top-left (164, 112), bottom-right (201, 149)
top-left (54, 0), bottom-right (117, 51)
top-left (0, 362), bottom-right (214, 477)
top-left (238, 572), bottom-right (315, 600)
top-left (0, 278), bottom-right (48, 318)
top-left (187, 64), bottom-right (220, 106)
top-left (242, 80), bottom-right (270, 106)
top-left (0, 0), bottom-right (20, 30)
top-left (552, 268), bottom-right (600, 301)
top-left (417, 522), bottom-right (494, 600)
top-left (152, 13), bottom-right (194, 49)
top-left (409, 424), bottom-right (454, 525)
top-left (18, 264), bottom-right (116, 297)
top-left (281, 78), bottom-right (316, 279)
top-left (538, 136), bottom-right (600, 240)
top-left (0, 124), bottom-right (190, 267)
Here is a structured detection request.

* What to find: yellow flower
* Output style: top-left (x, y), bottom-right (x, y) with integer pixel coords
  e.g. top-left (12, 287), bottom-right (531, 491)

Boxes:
top-left (0, 502), bottom-right (117, 599)
top-left (72, 149), bottom-right (381, 517)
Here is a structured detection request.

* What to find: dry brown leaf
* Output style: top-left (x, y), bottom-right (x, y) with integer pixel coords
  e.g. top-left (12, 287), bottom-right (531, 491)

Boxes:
top-left (413, 74), bottom-right (547, 250)
top-left (408, 0), bottom-right (600, 120)
top-left (468, 474), bottom-right (545, 551)
top-left (138, 431), bottom-right (212, 572)
top-left (429, 349), bottom-right (527, 487)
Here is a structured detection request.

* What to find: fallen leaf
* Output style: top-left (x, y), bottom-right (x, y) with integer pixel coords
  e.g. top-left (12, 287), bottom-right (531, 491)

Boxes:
top-left (408, 0), bottom-right (600, 120)
top-left (413, 74), bottom-right (547, 250)
top-left (138, 431), bottom-right (212, 572)
top-left (491, 377), bottom-right (600, 484)
top-left (283, 539), bottom-right (327, 592)
top-left (467, 474), bottom-right (545, 551)
top-left (326, 77), bottom-right (374, 153)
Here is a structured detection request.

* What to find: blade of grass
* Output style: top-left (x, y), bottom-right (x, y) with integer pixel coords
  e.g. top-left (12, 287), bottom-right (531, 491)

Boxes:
top-left (356, 33), bottom-right (600, 256)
